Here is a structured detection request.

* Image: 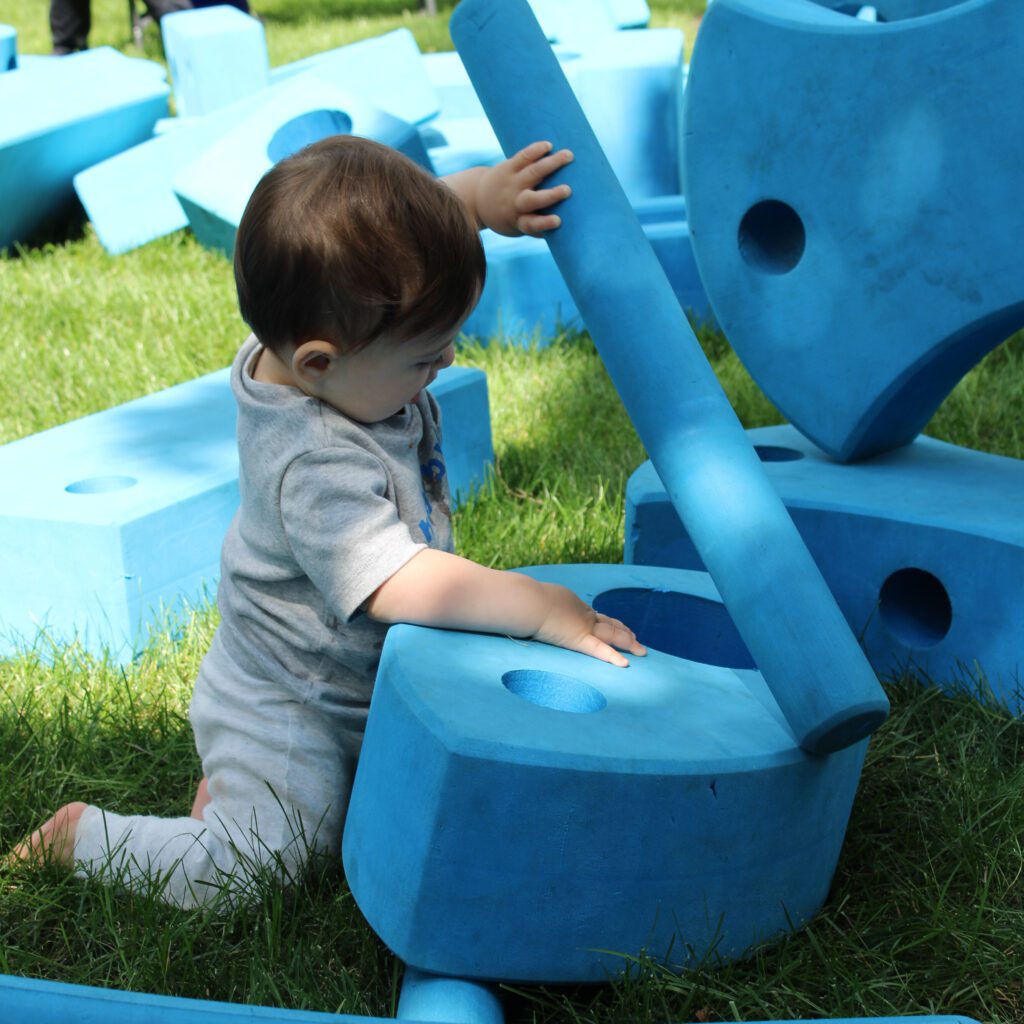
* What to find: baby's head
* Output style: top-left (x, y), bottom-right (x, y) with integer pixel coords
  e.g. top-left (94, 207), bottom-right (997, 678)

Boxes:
top-left (234, 135), bottom-right (486, 420)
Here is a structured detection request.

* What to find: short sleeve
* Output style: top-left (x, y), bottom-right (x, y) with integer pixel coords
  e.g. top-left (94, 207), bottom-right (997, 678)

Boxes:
top-left (279, 446), bottom-right (426, 623)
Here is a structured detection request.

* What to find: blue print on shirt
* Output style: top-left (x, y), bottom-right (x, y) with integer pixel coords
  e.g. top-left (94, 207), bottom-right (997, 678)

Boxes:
top-left (418, 443), bottom-right (447, 544)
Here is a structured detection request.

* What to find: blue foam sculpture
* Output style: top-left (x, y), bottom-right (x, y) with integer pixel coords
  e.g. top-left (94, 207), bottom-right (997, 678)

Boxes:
top-left (626, 425), bottom-right (1024, 713)
top-left (0, 48), bottom-right (169, 251)
top-left (172, 78), bottom-right (430, 256)
top-left (0, 23), bottom-right (16, 72)
top-left (525, 0), bottom-right (618, 40)
top-left (683, 0), bottom-right (1024, 462)
top-left (0, 365), bottom-right (491, 662)
top-left (344, 563), bottom-right (869, 981)
top-left (449, 0), bottom-right (887, 754)
top-left (464, 196), bottom-right (712, 342)
top-left (161, 4), bottom-right (269, 117)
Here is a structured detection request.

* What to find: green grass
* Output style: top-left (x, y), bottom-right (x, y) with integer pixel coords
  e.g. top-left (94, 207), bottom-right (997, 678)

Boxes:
top-left (1, 0), bottom-right (1023, 1020)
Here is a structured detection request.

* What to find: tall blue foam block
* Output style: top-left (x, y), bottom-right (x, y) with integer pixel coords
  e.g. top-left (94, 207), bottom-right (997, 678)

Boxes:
top-left (161, 4), bottom-right (269, 117)
top-left (344, 563), bottom-right (868, 981)
top-left (0, 48), bottom-right (168, 251)
top-left (172, 77), bottom-right (430, 256)
top-left (464, 196), bottom-right (712, 342)
top-left (450, 0), bottom-right (887, 754)
top-left (0, 23), bottom-right (16, 72)
top-left (683, 0), bottom-right (1024, 462)
top-left (0, 364), bottom-right (490, 662)
top-left (626, 425), bottom-right (1024, 712)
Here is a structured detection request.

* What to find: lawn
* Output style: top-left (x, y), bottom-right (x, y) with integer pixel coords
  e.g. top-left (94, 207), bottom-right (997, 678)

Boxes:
top-left (0, 1), bottom-right (1022, 1022)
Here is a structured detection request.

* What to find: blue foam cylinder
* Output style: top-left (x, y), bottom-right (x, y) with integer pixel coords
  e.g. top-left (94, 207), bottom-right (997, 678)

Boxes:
top-left (626, 425), bottom-right (1024, 713)
top-left (449, 0), bottom-right (888, 754)
top-left (343, 563), bottom-right (868, 981)
top-left (397, 970), bottom-right (503, 1024)
top-left (683, 0), bottom-right (1024, 461)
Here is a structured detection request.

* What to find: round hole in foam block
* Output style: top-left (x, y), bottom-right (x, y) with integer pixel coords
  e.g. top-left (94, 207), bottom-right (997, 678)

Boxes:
top-left (343, 563), bottom-right (868, 983)
top-left (502, 669), bottom-right (607, 713)
top-left (266, 109), bottom-right (354, 164)
top-left (879, 566), bottom-right (952, 649)
top-left (64, 475), bottom-right (138, 494)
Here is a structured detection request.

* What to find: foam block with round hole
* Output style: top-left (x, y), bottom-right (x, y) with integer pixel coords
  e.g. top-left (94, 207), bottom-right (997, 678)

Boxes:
top-left (683, 0), bottom-right (1024, 462)
top-left (0, 24), bottom-right (16, 72)
top-left (450, 0), bottom-right (887, 754)
top-left (343, 562), bottom-right (868, 982)
top-left (625, 424), bottom-right (1024, 712)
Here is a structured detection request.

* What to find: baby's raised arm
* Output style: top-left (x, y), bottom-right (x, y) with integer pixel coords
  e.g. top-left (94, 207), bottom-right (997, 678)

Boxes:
top-left (364, 549), bottom-right (645, 668)
top-left (443, 141), bottom-right (574, 238)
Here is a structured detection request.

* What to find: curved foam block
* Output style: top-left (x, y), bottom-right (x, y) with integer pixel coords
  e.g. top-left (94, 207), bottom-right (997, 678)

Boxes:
top-left (626, 425), bottom-right (1024, 711)
top-left (450, 0), bottom-right (887, 754)
top-left (343, 563), bottom-right (867, 982)
top-left (683, 0), bottom-right (1024, 461)
top-left (172, 78), bottom-right (429, 256)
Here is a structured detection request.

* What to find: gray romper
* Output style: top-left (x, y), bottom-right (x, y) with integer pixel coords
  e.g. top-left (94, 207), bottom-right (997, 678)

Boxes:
top-left (73, 335), bottom-right (454, 908)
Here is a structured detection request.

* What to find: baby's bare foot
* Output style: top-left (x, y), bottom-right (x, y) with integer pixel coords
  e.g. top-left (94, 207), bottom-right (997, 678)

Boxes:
top-left (8, 802), bottom-right (88, 868)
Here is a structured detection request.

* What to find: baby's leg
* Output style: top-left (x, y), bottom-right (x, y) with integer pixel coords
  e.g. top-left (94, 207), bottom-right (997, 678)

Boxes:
top-left (10, 801), bottom-right (88, 866)
top-left (191, 776), bottom-right (210, 820)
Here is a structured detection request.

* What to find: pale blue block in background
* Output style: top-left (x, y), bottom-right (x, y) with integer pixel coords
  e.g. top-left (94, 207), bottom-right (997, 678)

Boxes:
top-left (0, 23), bottom-right (16, 72)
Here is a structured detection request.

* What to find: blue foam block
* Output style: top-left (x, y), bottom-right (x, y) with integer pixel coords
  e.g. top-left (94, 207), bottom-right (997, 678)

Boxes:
top-left (0, 23), bottom-right (16, 72)
top-left (172, 77), bottom-right (431, 256)
top-left (269, 28), bottom-right (439, 126)
top-left (161, 4), bottom-right (269, 117)
top-left (606, 0), bottom-right (650, 27)
top-left (683, 0), bottom-right (1024, 461)
top-left (344, 562), bottom-right (868, 981)
top-left (626, 425), bottom-right (1024, 712)
top-left (463, 196), bottom-right (712, 342)
top-left (0, 48), bottom-right (169, 251)
top-left (419, 116), bottom-right (504, 177)
top-left (525, 0), bottom-right (618, 40)
top-left (0, 364), bottom-right (491, 662)
top-left (451, 0), bottom-right (887, 754)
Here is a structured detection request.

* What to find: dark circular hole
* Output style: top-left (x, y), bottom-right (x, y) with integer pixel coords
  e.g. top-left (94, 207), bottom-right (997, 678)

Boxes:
top-left (592, 588), bottom-right (755, 670)
top-left (65, 475), bottom-right (138, 494)
top-left (267, 110), bottom-right (354, 164)
top-left (754, 445), bottom-right (804, 462)
top-left (738, 200), bottom-right (806, 275)
top-left (878, 568), bottom-right (952, 649)
top-left (502, 670), bottom-right (607, 713)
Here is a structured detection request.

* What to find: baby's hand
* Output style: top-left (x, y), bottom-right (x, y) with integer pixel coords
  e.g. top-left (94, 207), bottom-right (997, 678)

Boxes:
top-left (533, 582), bottom-right (646, 667)
top-left (476, 141), bottom-right (574, 237)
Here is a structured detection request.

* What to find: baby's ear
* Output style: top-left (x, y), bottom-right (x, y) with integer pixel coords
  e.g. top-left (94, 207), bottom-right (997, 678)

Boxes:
top-left (292, 340), bottom-right (338, 383)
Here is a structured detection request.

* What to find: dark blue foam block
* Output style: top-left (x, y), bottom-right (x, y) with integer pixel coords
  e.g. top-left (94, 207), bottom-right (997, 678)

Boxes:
top-left (0, 364), bottom-right (490, 663)
top-left (683, 0), bottom-right (1024, 462)
top-left (344, 562), bottom-right (868, 982)
top-left (0, 48), bottom-right (169, 250)
top-left (626, 425), bottom-right (1024, 712)
top-left (450, 0), bottom-right (887, 754)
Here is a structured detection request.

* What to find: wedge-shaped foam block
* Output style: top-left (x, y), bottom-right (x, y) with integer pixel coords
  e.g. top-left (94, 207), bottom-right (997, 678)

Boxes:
top-left (452, 0), bottom-right (887, 754)
top-left (626, 425), bottom-right (1024, 712)
top-left (0, 48), bottom-right (168, 251)
top-left (344, 562), bottom-right (868, 981)
top-left (1, 24), bottom-right (16, 72)
top-left (464, 196), bottom-right (712, 341)
top-left (161, 4), bottom-right (269, 117)
top-left (525, 0), bottom-right (617, 40)
top-left (683, 0), bottom-right (1024, 461)
top-left (0, 364), bottom-right (491, 662)
top-left (173, 78), bottom-right (430, 256)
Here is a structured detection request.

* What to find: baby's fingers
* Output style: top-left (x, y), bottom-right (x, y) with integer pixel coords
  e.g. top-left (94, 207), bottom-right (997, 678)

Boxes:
top-left (575, 633), bottom-right (630, 668)
top-left (595, 614), bottom-right (647, 656)
top-left (516, 211), bottom-right (563, 237)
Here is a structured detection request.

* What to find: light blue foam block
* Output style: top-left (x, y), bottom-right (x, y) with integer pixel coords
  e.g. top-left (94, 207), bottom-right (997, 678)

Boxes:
top-left (344, 562), bottom-right (868, 981)
top-left (0, 364), bottom-right (491, 662)
top-left (172, 77), bottom-right (431, 256)
top-left (0, 47), bottom-right (169, 251)
top-left (450, 0), bottom-right (887, 754)
top-left (463, 195), bottom-right (712, 342)
top-left (0, 23), bottom-right (16, 72)
top-left (683, 0), bottom-right (1024, 461)
top-left (525, 0), bottom-right (617, 40)
top-left (626, 424), bottom-right (1024, 712)
top-left (161, 4), bottom-right (269, 117)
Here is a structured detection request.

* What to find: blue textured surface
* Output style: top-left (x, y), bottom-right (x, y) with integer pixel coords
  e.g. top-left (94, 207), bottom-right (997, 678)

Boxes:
top-left (344, 562), bottom-right (867, 981)
top-left (172, 77), bottom-right (430, 256)
top-left (0, 23), bottom-right (16, 72)
top-left (397, 970), bottom-right (503, 1024)
top-left (161, 4), bottom-right (268, 117)
top-left (0, 48), bottom-right (168, 250)
top-left (449, 0), bottom-right (887, 754)
top-left (626, 424), bottom-right (1024, 711)
top-left (464, 196), bottom-right (712, 341)
top-left (0, 365), bottom-right (491, 662)
top-left (683, 0), bottom-right (1024, 462)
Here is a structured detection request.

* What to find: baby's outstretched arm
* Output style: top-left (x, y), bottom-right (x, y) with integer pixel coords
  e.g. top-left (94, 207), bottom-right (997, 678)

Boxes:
top-left (364, 549), bottom-right (645, 667)
top-left (443, 141), bottom-right (574, 238)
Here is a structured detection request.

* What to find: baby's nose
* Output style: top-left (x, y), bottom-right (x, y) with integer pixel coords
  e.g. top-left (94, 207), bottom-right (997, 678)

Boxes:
top-left (438, 344), bottom-right (456, 368)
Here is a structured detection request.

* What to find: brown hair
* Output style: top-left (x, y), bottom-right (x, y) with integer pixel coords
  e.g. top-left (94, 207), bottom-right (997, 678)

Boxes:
top-left (234, 135), bottom-right (486, 354)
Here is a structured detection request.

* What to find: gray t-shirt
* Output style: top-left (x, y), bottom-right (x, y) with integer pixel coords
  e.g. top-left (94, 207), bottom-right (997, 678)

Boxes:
top-left (213, 334), bottom-right (454, 713)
